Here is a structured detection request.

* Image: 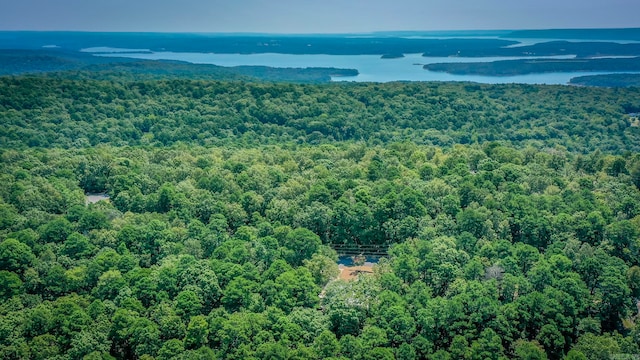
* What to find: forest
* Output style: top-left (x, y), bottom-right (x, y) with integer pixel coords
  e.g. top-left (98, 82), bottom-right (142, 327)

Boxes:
top-left (0, 50), bottom-right (358, 83)
top-left (569, 74), bottom-right (640, 88)
top-left (424, 57), bottom-right (640, 76)
top-left (1, 75), bottom-right (640, 360)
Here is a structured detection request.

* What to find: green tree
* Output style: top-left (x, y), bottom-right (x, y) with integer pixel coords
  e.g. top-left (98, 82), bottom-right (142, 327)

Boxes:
top-left (281, 228), bottom-right (322, 266)
top-left (62, 232), bottom-right (95, 259)
top-left (255, 341), bottom-right (289, 360)
top-left (159, 314), bottom-right (186, 341)
top-left (572, 333), bottom-right (621, 360)
top-left (364, 347), bottom-right (395, 360)
top-left (313, 329), bottom-right (340, 358)
top-left (273, 268), bottom-right (319, 312)
top-left (397, 343), bottom-right (417, 360)
top-left (304, 253), bottom-right (340, 286)
top-left (39, 217), bottom-right (74, 243)
top-left (157, 339), bottom-right (184, 360)
top-left (606, 220), bottom-right (639, 263)
top-left (93, 270), bottom-right (126, 300)
top-left (536, 324), bottom-right (564, 359)
top-left (29, 334), bottom-right (60, 360)
top-left (627, 266), bottom-right (640, 298)
top-left (175, 290), bottom-right (203, 319)
top-left (597, 267), bottom-right (631, 331)
top-left (339, 335), bottom-right (364, 359)
top-left (221, 277), bottom-right (260, 312)
top-left (449, 335), bottom-right (470, 360)
top-left (470, 328), bottom-right (506, 360)
top-left (0, 238), bottom-right (35, 273)
top-left (0, 270), bottom-right (23, 299)
top-left (564, 350), bottom-right (587, 360)
top-left (184, 315), bottom-right (209, 350)
top-left (130, 318), bottom-right (161, 358)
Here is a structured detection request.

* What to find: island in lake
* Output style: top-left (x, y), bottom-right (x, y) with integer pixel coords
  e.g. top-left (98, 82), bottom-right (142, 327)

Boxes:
top-left (381, 53), bottom-right (405, 59)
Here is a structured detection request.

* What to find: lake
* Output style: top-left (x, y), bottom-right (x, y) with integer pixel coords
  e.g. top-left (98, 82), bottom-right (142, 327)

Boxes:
top-left (90, 50), bottom-right (634, 84)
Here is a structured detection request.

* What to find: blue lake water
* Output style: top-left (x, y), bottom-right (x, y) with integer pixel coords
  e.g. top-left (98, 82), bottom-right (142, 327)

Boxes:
top-left (338, 256), bottom-right (381, 267)
top-left (89, 49), bottom-right (636, 85)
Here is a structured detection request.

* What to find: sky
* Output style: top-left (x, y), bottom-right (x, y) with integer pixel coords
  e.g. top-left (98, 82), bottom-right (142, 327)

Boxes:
top-left (0, 0), bottom-right (638, 33)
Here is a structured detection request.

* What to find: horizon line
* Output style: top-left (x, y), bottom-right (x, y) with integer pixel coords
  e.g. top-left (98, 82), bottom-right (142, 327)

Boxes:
top-left (1, 27), bottom-right (640, 36)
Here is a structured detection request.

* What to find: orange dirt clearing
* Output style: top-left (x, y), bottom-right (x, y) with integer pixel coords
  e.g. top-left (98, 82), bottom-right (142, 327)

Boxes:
top-left (338, 264), bottom-right (374, 281)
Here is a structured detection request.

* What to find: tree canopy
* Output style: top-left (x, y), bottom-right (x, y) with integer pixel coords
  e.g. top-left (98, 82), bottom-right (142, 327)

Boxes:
top-left (1, 75), bottom-right (640, 359)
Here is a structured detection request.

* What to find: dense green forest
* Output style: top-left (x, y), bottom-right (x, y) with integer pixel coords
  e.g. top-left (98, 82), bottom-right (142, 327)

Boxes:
top-left (2, 78), bottom-right (640, 152)
top-left (570, 74), bottom-right (640, 88)
top-left (424, 57), bottom-right (640, 76)
top-left (0, 50), bottom-right (358, 83)
top-left (1, 76), bottom-right (640, 360)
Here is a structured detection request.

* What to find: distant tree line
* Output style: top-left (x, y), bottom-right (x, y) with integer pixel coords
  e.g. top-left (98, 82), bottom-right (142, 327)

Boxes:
top-left (1, 77), bottom-right (639, 153)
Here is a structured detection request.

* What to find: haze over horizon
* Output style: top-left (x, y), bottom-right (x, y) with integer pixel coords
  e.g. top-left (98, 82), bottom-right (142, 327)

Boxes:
top-left (0, 0), bottom-right (638, 33)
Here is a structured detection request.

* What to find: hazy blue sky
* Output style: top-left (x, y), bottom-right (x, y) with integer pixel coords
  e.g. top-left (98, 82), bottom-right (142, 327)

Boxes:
top-left (1, 0), bottom-right (638, 33)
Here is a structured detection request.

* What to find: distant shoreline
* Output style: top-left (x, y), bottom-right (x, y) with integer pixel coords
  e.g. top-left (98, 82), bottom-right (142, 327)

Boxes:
top-left (2, 30), bottom-right (640, 85)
